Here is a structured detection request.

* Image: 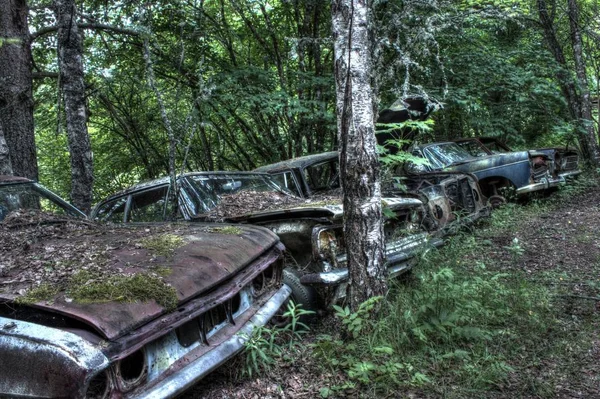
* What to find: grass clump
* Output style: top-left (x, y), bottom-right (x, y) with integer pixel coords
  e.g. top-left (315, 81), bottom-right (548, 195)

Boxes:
top-left (138, 234), bottom-right (185, 257)
top-left (68, 270), bottom-right (178, 310)
top-left (15, 283), bottom-right (60, 304)
top-left (209, 226), bottom-right (243, 235)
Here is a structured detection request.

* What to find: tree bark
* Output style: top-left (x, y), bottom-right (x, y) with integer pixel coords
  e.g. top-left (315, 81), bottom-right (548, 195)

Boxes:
top-left (54, 0), bottom-right (94, 212)
top-left (0, 124), bottom-right (13, 175)
top-left (331, 0), bottom-right (387, 311)
top-left (0, 0), bottom-right (38, 179)
top-left (567, 0), bottom-right (600, 165)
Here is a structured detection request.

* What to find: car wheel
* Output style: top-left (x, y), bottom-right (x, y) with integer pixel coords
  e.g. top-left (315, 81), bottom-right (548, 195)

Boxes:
top-left (488, 195), bottom-right (507, 209)
top-left (271, 268), bottom-right (319, 328)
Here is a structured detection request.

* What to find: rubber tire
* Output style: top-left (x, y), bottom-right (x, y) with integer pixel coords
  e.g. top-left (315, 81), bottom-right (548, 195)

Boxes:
top-left (272, 268), bottom-right (319, 327)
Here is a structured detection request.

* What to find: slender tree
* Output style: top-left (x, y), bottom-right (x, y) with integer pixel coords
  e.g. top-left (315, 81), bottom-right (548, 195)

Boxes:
top-left (0, 0), bottom-right (37, 179)
top-left (332, 0), bottom-right (387, 311)
top-left (54, 0), bottom-right (94, 212)
top-left (567, 0), bottom-right (600, 165)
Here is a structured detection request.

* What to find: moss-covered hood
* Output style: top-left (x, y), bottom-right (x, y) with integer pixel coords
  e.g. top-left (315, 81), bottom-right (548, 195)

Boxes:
top-left (0, 217), bottom-right (279, 340)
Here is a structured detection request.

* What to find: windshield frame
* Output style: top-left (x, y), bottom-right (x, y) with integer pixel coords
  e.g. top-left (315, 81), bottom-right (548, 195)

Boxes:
top-left (0, 181), bottom-right (86, 219)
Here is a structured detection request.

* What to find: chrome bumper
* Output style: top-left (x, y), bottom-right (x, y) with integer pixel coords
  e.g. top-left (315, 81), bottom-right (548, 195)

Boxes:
top-left (558, 170), bottom-right (582, 179)
top-left (132, 285), bottom-right (291, 399)
top-left (300, 235), bottom-right (444, 287)
top-left (515, 175), bottom-right (565, 195)
top-left (0, 317), bottom-right (110, 398)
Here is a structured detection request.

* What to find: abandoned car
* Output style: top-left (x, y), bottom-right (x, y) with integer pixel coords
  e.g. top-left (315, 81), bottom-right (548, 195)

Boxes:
top-left (254, 152), bottom-right (490, 236)
top-left (453, 137), bottom-right (581, 180)
top-left (0, 175), bottom-right (290, 398)
top-left (91, 172), bottom-right (442, 313)
top-left (404, 141), bottom-right (565, 207)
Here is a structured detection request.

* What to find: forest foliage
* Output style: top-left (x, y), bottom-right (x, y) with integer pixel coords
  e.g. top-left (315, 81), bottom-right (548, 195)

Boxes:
top-left (8, 0), bottom-right (600, 200)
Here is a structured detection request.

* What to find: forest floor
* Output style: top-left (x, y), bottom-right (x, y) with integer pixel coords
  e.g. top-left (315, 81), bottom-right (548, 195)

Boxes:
top-left (183, 179), bottom-right (600, 399)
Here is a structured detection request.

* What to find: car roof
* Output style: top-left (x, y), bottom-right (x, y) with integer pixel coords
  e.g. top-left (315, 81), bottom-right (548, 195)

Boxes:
top-left (254, 151), bottom-right (339, 173)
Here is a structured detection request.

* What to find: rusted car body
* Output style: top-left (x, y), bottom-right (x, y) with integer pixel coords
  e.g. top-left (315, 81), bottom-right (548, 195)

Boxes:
top-left (0, 176), bottom-right (290, 398)
top-left (92, 172), bottom-right (441, 311)
top-left (395, 172), bottom-right (490, 235)
top-left (254, 152), bottom-right (490, 236)
top-left (405, 142), bottom-right (565, 206)
top-left (453, 137), bottom-right (582, 180)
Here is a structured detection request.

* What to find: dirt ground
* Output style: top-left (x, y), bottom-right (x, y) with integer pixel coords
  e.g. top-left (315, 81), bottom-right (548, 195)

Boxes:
top-left (183, 184), bottom-right (600, 399)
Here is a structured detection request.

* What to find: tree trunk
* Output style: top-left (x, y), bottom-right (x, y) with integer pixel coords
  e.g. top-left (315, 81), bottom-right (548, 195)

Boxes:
top-left (0, 124), bottom-right (13, 175)
top-left (567, 0), bottom-right (600, 165)
top-left (537, 0), bottom-right (600, 165)
top-left (0, 0), bottom-right (37, 179)
top-left (331, 0), bottom-right (387, 311)
top-left (54, 0), bottom-right (94, 212)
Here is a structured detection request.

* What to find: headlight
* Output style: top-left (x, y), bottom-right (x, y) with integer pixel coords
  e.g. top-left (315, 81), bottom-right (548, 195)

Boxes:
top-left (313, 226), bottom-right (345, 269)
top-left (116, 349), bottom-right (147, 391)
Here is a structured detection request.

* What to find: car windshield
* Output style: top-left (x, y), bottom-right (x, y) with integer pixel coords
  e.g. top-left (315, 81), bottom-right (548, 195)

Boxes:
top-left (183, 173), bottom-right (293, 215)
top-left (267, 171), bottom-right (303, 197)
top-left (0, 182), bottom-right (81, 221)
top-left (423, 143), bottom-right (474, 168)
top-left (456, 140), bottom-right (491, 157)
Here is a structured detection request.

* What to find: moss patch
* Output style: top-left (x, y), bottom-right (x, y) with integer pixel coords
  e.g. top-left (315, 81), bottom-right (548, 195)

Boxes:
top-left (15, 284), bottom-right (60, 305)
top-left (138, 234), bottom-right (185, 257)
top-left (209, 226), bottom-right (243, 235)
top-left (67, 270), bottom-right (178, 310)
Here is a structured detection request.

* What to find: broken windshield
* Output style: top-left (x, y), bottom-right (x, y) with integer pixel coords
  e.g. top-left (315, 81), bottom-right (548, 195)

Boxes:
top-left (183, 173), bottom-right (295, 215)
top-left (423, 143), bottom-right (474, 169)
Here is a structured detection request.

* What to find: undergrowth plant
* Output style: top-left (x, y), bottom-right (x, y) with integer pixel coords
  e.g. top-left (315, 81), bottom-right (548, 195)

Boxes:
top-left (241, 301), bottom-right (313, 377)
top-left (311, 226), bottom-right (558, 397)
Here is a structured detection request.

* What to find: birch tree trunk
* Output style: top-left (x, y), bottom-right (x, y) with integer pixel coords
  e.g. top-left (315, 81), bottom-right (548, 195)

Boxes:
top-left (0, 0), bottom-right (37, 179)
top-left (331, 0), bottom-right (387, 311)
top-left (54, 0), bottom-right (94, 212)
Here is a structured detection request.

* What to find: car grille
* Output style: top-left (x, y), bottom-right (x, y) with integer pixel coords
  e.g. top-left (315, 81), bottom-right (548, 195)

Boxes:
top-left (563, 155), bottom-right (579, 171)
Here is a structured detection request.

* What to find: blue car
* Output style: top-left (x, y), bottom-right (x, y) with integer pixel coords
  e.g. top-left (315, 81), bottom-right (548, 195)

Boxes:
top-left (405, 141), bottom-right (565, 207)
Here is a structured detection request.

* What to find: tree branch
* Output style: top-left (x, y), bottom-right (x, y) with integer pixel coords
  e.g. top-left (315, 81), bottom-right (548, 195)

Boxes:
top-left (31, 23), bottom-right (139, 41)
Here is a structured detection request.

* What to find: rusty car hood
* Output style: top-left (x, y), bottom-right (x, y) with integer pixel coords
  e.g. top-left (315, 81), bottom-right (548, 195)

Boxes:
top-left (224, 197), bottom-right (423, 223)
top-left (0, 219), bottom-right (279, 340)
